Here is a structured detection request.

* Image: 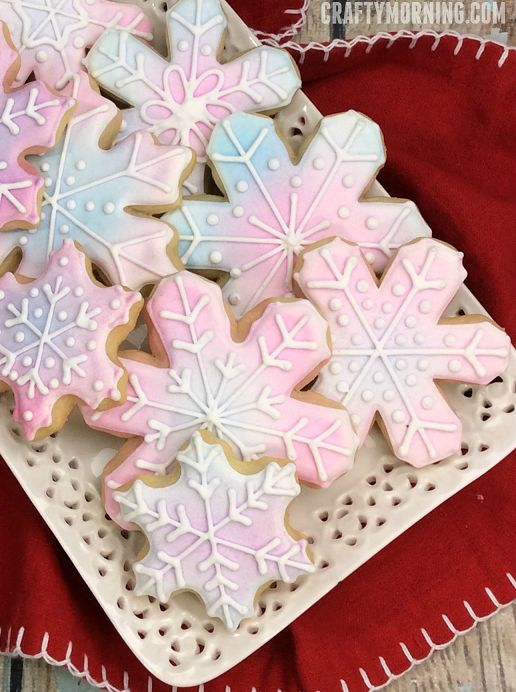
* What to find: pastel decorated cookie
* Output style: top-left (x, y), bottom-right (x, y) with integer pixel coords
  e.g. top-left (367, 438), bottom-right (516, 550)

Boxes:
top-left (295, 237), bottom-right (511, 466)
top-left (0, 25), bottom-right (73, 231)
top-left (0, 74), bottom-right (194, 290)
top-left (165, 111), bottom-right (431, 317)
top-left (84, 270), bottom-right (357, 524)
top-left (0, 0), bottom-right (152, 90)
top-left (0, 240), bottom-right (142, 440)
top-left (115, 430), bottom-right (314, 630)
top-left (86, 0), bottom-right (301, 194)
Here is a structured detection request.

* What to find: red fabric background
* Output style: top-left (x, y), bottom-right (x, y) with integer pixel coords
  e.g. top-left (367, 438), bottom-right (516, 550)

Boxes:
top-left (1, 18), bottom-right (515, 692)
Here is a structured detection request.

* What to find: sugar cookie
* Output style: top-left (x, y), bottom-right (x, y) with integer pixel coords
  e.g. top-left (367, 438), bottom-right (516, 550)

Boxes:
top-left (115, 430), bottom-right (314, 630)
top-left (84, 270), bottom-right (357, 523)
top-left (0, 240), bottom-right (142, 439)
top-left (166, 110), bottom-right (431, 317)
top-left (0, 74), bottom-right (193, 290)
top-left (0, 0), bottom-right (152, 90)
top-left (86, 0), bottom-right (301, 193)
top-left (0, 24), bottom-right (73, 231)
top-left (295, 237), bottom-right (511, 465)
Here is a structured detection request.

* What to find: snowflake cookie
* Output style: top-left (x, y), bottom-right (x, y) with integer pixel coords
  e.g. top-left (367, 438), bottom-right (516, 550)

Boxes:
top-left (84, 270), bottom-right (357, 523)
top-left (295, 237), bottom-right (511, 466)
top-left (85, 0), bottom-right (301, 193)
top-left (0, 0), bottom-right (152, 90)
top-left (0, 25), bottom-right (72, 230)
top-left (0, 74), bottom-right (193, 290)
top-left (0, 240), bottom-right (142, 440)
top-left (115, 430), bottom-right (314, 630)
top-left (165, 110), bottom-right (432, 317)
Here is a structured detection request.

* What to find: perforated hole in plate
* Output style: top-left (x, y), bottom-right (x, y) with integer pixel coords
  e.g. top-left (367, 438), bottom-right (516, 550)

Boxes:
top-left (0, 3), bottom-right (513, 685)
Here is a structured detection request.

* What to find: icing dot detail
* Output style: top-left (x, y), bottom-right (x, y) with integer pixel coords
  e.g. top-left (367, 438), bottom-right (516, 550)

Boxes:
top-left (87, 340), bottom-right (97, 351)
top-left (313, 157), bottom-right (325, 170)
top-left (365, 216), bottom-right (378, 230)
top-left (59, 257), bottom-right (69, 267)
top-left (405, 374), bottom-right (416, 386)
top-left (233, 206), bottom-right (244, 218)
top-left (110, 299), bottom-right (121, 309)
top-left (343, 175), bottom-right (354, 187)
top-left (291, 176), bottom-right (302, 188)
top-left (329, 298), bottom-right (341, 311)
top-left (329, 362), bottom-right (342, 375)
top-left (93, 380), bottom-right (104, 392)
top-left (103, 203), bottom-right (115, 214)
top-left (236, 180), bottom-right (248, 193)
top-left (337, 314), bottom-right (349, 327)
top-left (382, 302), bottom-right (393, 314)
top-left (357, 280), bottom-right (369, 293)
top-left (419, 300), bottom-right (432, 314)
top-left (23, 411), bottom-right (33, 422)
top-left (421, 396), bottom-right (434, 410)
top-left (383, 389), bottom-right (395, 402)
top-left (207, 214), bottom-right (219, 226)
top-left (417, 359), bottom-right (429, 371)
top-left (338, 206), bottom-right (350, 219)
top-left (405, 316), bottom-right (417, 328)
top-left (209, 251), bottom-right (222, 265)
top-left (392, 283), bottom-right (405, 296)
top-left (268, 158), bottom-right (280, 170)
top-left (361, 389), bottom-right (373, 402)
top-left (178, 40), bottom-right (189, 51)
top-left (201, 44), bottom-right (212, 56)
top-left (448, 359), bottom-right (462, 373)
top-left (392, 409), bottom-right (405, 423)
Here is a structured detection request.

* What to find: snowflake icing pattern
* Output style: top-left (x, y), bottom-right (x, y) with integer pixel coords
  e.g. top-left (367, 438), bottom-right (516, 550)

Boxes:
top-left (0, 25), bottom-right (72, 230)
top-left (0, 0), bottom-right (152, 90)
top-left (115, 431), bottom-right (314, 630)
top-left (0, 75), bottom-right (193, 290)
top-left (86, 0), bottom-right (301, 193)
top-left (296, 237), bottom-right (511, 465)
top-left (85, 270), bottom-right (356, 524)
top-left (166, 111), bottom-right (432, 317)
top-left (0, 240), bottom-right (141, 439)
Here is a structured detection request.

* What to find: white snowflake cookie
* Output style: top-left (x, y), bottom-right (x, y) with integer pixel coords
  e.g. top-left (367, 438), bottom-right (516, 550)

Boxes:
top-left (165, 110), bottom-right (431, 317)
top-left (115, 430), bottom-right (314, 631)
top-left (295, 237), bottom-right (511, 466)
top-left (85, 0), bottom-right (301, 193)
top-left (0, 74), bottom-right (194, 290)
top-left (83, 269), bottom-right (357, 524)
top-left (0, 24), bottom-right (73, 230)
top-left (0, 0), bottom-right (152, 90)
top-left (0, 240), bottom-right (142, 439)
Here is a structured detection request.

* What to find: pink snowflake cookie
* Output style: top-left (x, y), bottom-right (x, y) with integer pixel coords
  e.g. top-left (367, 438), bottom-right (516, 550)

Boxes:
top-left (295, 237), bottom-right (511, 466)
top-left (0, 25), bottom-right (73, 230)
top-left (84, 270), bottom-right (357, 524)
top-left (0, 240), bottom-right (142, 440)
top-left (86, 0), bottom-right (301, 193)
top-left (166, 110), bottom-right (431, 317)
top-left (0, 74), bottom-right (193, 290)
top-left (115, 431), bottom-right (314, 630)
top-left (0, 0), bottom-right (152, 90)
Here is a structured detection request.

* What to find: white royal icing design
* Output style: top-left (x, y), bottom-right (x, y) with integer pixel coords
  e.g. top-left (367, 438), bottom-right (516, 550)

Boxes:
top-left (83, 270), bottom-right (357, 523)
top-left (85, 0), bottom-right (301, 193)
top-left (115, 431), bottom-right (314, 630)
top-left (0, 75), bottom-right (193, 290)
top-left (0, 240), bottom-right (141, 438)
top-left (296, 237), bottom-right (511, 466)
top-left (0, 0), bottom-right (152, 90)
top-left (166, 110), bottom-right (431, 317)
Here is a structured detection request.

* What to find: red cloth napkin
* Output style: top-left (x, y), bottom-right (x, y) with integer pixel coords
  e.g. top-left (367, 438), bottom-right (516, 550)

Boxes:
top-left (1, 18), bottom-right (515, 692)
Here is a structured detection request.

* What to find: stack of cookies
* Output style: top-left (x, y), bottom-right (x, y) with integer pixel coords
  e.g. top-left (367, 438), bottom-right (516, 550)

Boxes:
top-left (0, 0), bottom-right (510, 632)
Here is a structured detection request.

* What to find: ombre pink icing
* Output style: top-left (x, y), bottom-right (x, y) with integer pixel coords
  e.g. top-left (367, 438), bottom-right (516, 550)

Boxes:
top-left (84, 270), bottom-right (357, 524)
top-left (0, 74), bottom-right (193, 290)
top-left (86, 0), bottom-right (301, 193)
top-left (296, 237), bottom-right (511, 466)
top-left (166, 110), bottom-right (431, 317)
top-left (114, 431), bottom-right (314, 630)
top-left (0, 240), bottom-right (141, 439)
top-left (0, 26), bottom-right (72, 230)
top-left (0, 0), bottom-right (152, 90)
